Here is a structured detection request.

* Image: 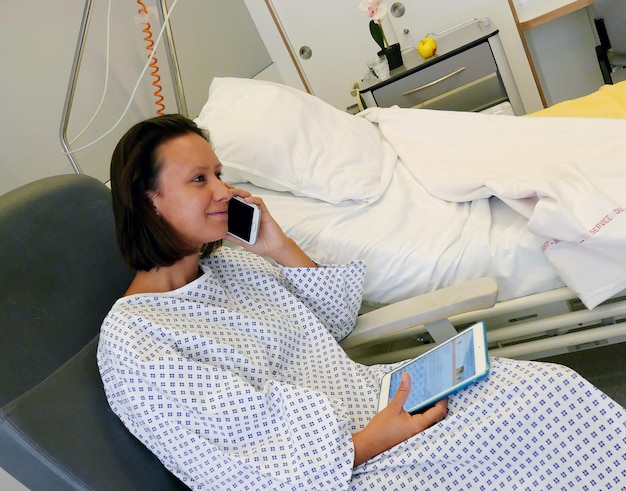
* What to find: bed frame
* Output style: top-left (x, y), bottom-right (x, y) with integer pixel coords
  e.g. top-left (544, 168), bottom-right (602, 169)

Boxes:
top-left (60, 2), bottom-right (626, 366)
top-left (346, 286), bottom-right (626, 365)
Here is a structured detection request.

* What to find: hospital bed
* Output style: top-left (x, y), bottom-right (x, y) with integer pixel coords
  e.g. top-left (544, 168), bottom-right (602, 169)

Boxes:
top-left (193, 77), bottom-right (626, 365)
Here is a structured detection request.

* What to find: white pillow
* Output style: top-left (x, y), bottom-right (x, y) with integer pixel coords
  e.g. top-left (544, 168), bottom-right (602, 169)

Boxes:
top-left (194, 77), bottom-right (396, 204)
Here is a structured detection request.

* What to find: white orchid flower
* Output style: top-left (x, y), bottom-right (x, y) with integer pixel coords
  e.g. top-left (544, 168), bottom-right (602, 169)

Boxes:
top-left (358, 0), bottom-right (388, 21)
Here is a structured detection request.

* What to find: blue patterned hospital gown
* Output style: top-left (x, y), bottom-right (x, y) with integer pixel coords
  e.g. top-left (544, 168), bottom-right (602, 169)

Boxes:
top-left (97, 247), bottom-right (626, 490)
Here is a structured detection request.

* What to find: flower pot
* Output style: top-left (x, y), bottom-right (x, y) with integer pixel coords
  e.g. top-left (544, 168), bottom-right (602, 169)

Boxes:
top-left (378, 43), bottom-right (403, 70)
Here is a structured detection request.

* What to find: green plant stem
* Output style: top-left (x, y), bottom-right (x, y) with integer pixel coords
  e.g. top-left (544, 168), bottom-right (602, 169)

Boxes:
top-left (378, 20), bottom-right (389, 49)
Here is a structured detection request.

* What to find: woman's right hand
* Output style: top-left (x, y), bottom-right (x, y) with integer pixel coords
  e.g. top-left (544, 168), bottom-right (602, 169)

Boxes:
top-left (225, 189), bottom-right (317, 268)
top-left (352, 372), bottom-right (448, 467)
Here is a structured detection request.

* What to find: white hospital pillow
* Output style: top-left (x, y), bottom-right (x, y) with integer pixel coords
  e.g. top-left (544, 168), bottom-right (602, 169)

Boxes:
top-left (194, 77), bottom-right (396, 204)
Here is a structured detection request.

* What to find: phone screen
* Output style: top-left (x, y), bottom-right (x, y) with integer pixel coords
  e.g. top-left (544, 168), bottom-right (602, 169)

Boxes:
top-left (228, 197), bottom-right (256, 243)
top-left (388, 327), bottom-right (478, 412)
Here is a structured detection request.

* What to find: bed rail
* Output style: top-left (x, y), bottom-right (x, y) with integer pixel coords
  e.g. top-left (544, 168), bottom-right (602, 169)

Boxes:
top-left (347, 288), bottom-right (626, 364)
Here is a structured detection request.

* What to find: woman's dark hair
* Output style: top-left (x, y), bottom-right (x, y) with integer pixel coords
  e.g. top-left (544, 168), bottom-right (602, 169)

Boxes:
top-left (110, 114), bottom-right (221, 271)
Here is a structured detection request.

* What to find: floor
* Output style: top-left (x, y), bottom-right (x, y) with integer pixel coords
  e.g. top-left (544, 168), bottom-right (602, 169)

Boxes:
top-left (537, 341), bottom-right (626, 408)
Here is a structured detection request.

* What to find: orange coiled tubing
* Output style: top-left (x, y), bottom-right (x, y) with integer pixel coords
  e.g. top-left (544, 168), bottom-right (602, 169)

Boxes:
top-left (137, 0), bottom-right (165, 115)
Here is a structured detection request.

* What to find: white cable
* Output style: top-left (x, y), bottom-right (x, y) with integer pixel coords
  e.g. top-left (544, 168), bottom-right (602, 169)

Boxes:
top-left (69, 0), bottom-right (113, 145)
top-left (64, 0), bottom-right (181, 155)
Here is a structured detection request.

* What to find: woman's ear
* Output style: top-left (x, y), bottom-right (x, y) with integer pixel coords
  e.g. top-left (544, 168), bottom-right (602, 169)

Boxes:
top-left (146, 191), bottom-right (160, 217)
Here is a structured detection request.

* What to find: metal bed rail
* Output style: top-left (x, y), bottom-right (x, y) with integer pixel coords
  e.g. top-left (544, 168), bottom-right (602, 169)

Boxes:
top-left (348, 288), bottom-right (626, 364)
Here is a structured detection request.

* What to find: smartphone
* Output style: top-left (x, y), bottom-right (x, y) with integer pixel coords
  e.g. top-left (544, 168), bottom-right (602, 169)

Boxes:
top-left (378, 322), bottom-right (489, 414)
top-left (227, 196), bottom-right (260, 245)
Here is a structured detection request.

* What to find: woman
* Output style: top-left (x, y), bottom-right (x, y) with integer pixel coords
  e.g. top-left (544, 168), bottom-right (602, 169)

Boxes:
top-left (98, 114), bottom-right (625, 490)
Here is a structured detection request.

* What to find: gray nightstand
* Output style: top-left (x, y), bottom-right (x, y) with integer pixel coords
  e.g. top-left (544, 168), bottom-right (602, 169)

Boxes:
top-left (358, 18), bottom-right (525, 115)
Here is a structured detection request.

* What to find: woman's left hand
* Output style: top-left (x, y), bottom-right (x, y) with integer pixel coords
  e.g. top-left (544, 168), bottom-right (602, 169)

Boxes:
top-left (352, 372), bottom-right (448, 467)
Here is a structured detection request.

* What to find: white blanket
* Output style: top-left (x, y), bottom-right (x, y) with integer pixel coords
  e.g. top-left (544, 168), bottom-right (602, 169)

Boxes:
top-left (362, 107), bottom-right (626, 309)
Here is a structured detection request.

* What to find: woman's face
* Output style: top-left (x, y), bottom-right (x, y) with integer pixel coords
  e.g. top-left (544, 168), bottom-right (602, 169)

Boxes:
top-left (149, 133), bottom-right (231, 249)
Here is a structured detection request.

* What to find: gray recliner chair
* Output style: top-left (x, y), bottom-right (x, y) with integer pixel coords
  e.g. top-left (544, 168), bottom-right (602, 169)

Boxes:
top-left (0, 174), bottom-right (188, 490)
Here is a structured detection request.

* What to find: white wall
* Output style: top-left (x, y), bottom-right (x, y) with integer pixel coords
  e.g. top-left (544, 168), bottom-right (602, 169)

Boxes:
top-left (0, 0), bottom-right (271, 196)
top-left (524, 9), bottom-right (604, 106)
top-left (167, 0), bottom-right (273, 117)
top-left (0, 1), bottom-right (168, 195)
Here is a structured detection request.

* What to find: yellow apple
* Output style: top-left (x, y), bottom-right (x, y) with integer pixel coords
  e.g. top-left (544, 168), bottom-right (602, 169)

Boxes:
top-left (417, 37), bottom-right (437, 59)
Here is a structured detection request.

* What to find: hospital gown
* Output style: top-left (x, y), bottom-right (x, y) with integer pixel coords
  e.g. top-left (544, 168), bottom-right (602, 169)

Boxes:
top-left (97, 247), bottom-right (626, 490)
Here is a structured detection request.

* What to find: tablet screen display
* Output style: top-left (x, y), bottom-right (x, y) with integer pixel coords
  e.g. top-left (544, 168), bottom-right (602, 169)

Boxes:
top-left (388, 327), bottom-right (478, 412)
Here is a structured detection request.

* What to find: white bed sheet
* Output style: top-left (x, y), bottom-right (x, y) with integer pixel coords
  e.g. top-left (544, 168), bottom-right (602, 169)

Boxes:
top-left (239, 159), bottom-right (564, 306)
top-left (364, 107), bottom-right (626, 309)
top-left (196, 78), bottom-right (625, 309)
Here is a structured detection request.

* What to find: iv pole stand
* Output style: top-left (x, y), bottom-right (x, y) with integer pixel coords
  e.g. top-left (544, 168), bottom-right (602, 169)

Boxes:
top-left (59, 0), bottom-right (188, 173)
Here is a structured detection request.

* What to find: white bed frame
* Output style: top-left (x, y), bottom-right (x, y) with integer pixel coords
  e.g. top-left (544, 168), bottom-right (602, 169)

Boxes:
top-left (345, 285), bottom-right (626, 365)
top-left (60, 2), bottom-right (626, 366)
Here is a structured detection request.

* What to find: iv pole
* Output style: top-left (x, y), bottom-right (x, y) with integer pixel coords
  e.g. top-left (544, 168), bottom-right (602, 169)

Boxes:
top-left (59, 0), bottom-right (188, 173)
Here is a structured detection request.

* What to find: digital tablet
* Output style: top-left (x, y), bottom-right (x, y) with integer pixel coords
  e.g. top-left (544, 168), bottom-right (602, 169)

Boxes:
top-left (378, 322), bottom-right (489, 414)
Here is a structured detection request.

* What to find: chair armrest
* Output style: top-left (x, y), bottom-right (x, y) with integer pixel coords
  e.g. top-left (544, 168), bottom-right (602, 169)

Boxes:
top-left (340, 277), bottom-right (498, 350)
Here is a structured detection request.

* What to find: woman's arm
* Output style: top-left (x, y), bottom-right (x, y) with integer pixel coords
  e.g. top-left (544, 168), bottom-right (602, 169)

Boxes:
top-left (225, 188), bottom-right (365, 341)
top-left (266, 236), bottom-right (317, 268)
top-left (352, 372), bottom-right (448, 467)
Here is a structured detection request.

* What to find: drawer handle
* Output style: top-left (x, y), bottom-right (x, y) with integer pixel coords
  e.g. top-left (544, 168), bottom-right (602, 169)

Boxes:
top-left (402, 66), bottom-right (466, 96)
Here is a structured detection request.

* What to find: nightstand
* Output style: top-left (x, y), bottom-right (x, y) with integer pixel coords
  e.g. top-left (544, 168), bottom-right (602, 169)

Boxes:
top-left (358, 18), bottom-right (525, 115)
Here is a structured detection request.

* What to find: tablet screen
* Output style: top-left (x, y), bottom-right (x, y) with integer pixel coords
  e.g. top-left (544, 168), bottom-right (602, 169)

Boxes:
top-left (388, 327), bottom-right (477, 411)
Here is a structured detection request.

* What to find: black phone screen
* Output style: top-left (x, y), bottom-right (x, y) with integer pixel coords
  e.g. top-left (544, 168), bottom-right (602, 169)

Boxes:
top-left (228, 198), bottom-right (255, 242)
